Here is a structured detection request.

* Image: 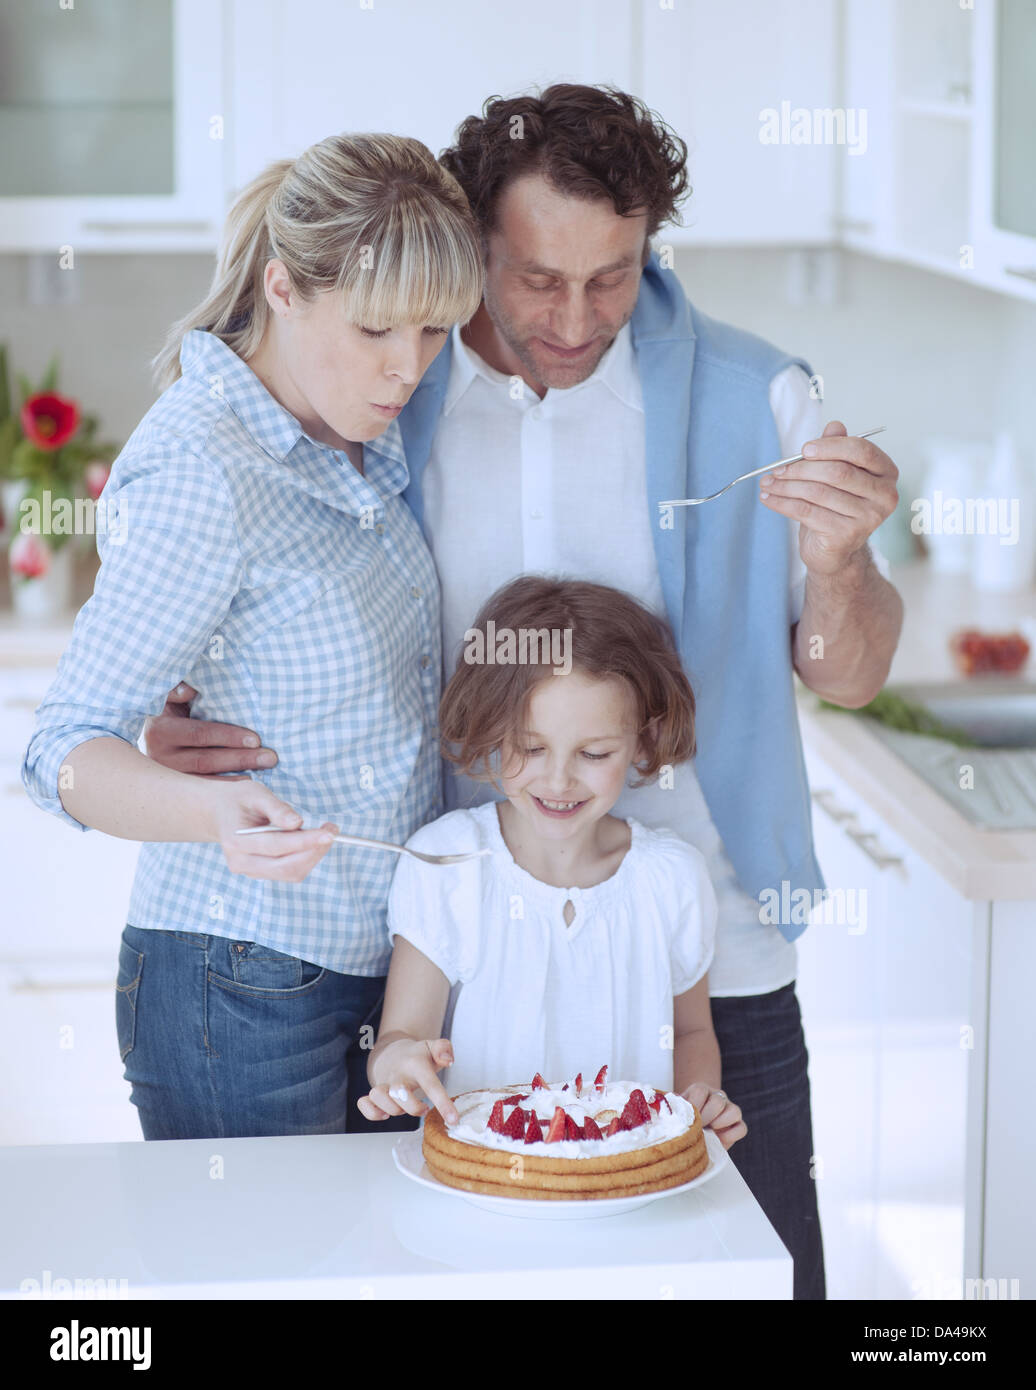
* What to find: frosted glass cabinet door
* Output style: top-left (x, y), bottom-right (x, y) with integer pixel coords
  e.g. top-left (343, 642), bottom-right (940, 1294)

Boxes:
top-left (972, 0), bottom-right (1036, 285)
top-left (0, 0), bottom-right (225, 251)
top-left (0, 0), bottom-right (174, 197)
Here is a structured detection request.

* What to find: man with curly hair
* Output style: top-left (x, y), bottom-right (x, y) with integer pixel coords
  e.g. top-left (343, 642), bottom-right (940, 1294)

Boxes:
top-left (146, 85), bottom-right (902, 1300)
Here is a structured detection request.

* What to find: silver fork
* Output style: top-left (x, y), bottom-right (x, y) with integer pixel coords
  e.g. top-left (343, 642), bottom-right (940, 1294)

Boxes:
top-left (659, 426), bottom-right (886, 508)
top-left (235, 825), bottom-right (491, 866)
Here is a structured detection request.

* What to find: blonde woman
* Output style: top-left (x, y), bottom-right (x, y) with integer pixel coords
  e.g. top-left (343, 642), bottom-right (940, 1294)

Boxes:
top-left (22, 134), bottom-right (483, 1141)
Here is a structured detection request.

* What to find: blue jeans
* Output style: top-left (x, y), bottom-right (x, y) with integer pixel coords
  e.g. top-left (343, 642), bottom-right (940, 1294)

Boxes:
top-left (709, 982), bottom-right (826, 1300)
top-left (115, 924), bottom-right (419, 1140)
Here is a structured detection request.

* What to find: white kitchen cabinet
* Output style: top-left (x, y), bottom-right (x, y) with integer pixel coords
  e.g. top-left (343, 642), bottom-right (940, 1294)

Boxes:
top-left (228, 0), bottom-right (636, 194)
top-left (0, 663), bottom-right (140, 962)
top-left (0, 0), bottom-right (226, 253)
top-left (798, 740), bottom-right (987, 1301)
top-left (838, 0), bottom-right (1036, 306)
top-left (0, 959), bottom-right (141, 1146)
top-left (640, 0), bottom-right (838, 246)
top-left (0, 654), bottom-right (147, 1144)
top-left (795, 770), bottom-right (885, 1300)
top-left (835, 0), bottom-right (894, 252)
top-left (982, 901), bottom-right (1036, 1290)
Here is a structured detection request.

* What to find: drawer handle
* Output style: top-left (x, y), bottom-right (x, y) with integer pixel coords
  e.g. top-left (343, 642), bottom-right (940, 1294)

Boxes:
top-left (2, 696), bottom-right (43, 709)
top-left (846, 826), bottom-right (904, 871)
top-left (811, 788), bottom-right (857, 824)
top-left (1005, 266), bottom-right (1036, 282)
top-left (12, 979), bottom-right (115, 993)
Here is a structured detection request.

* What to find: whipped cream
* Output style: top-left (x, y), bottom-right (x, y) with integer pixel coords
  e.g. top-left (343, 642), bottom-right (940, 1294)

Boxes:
top-left (443, 1080), bottom-right (697, 1159)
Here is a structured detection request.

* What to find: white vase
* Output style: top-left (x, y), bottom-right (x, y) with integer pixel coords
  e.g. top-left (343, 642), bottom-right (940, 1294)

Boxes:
top-left (0, 479), bottom-right (29, 547)
top-left (10, 543), bottom-right (74, 623)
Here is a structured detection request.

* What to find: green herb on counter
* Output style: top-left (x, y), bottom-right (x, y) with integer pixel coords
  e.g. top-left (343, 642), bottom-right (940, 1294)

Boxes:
top-left (817, 689), bottom-right (977, 747)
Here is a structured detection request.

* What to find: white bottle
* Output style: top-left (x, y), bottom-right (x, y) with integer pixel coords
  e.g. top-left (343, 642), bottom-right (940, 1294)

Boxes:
top-left (971, 431), bottom-right (1036, 592)
top-left (917, 438), bottom-right (980, 573)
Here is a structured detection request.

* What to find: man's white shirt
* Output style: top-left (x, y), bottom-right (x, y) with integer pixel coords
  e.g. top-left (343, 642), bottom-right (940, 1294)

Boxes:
top-left (424, 319), bottom-right (829, 995)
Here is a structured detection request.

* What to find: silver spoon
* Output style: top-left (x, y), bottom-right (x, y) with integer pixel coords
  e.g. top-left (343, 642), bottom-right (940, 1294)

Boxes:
top-left (235, 825), bottom-right (491, 866)
top-left (659, 426), bottom-right (887, 508)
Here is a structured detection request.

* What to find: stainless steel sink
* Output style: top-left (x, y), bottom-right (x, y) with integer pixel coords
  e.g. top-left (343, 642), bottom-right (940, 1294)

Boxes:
top-left (887, 680), bottom-right (1036, 749)
top-left (841, 680), bottom-right (1036, 829)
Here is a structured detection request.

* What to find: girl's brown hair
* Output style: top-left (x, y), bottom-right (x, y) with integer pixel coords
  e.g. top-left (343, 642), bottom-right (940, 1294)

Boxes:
top-left (440, 576), bottom-right (696, 788)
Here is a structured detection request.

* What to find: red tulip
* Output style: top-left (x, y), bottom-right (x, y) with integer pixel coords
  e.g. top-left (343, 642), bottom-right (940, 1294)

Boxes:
top-left (9, 531), bottom-right (50, 579)
top-left (84, 461), bottom-right (111, 500)
top-left (21, 392), bottom-right (80, 452)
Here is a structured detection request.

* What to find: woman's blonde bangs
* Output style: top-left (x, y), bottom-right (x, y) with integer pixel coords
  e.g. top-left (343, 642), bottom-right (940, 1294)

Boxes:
top-left (335, 210), bottom-right (484, 331)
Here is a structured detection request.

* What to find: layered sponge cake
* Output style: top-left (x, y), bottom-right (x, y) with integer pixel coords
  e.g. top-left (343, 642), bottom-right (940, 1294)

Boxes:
top-left (422, 1066), bottom-right (708, 1200)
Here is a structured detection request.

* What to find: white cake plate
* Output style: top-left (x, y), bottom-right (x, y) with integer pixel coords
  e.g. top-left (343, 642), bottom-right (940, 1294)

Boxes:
top-left (392, 1126), bottom-right (728, 1220)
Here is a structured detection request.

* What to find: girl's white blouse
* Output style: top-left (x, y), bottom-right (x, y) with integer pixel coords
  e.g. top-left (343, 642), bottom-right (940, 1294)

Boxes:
top-left (387, 802), bottom-right (717, 1097)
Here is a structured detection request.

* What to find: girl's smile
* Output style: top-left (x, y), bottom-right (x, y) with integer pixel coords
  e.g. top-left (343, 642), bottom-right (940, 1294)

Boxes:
top-left (529, 794), bottom-right (590, 819)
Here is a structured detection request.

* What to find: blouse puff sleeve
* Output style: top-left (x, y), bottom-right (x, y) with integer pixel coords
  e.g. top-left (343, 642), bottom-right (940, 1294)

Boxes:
top-left (386, 808), bottom-right (487, 989)
top-left (21, 441), bottom-right (244, 830)
top-left (660, 831), bottom-right (719, 996)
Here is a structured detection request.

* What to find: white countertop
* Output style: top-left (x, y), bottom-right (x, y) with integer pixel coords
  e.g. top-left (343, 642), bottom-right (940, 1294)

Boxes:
top-left (0, 1133), bottom-right (791, 1299)
top-left (797, 560), bottom-right (1036, 901)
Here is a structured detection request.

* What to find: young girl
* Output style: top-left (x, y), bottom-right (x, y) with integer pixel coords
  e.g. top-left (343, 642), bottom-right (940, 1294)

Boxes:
top-left (357, 576), bottom-right (746, 1149)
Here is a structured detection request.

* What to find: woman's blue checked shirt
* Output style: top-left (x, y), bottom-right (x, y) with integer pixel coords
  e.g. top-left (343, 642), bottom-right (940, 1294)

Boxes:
top-left (22, 330), bottom-right (443, 976)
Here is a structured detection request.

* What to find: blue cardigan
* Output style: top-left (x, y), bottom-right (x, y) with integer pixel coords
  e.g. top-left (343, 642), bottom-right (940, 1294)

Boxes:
top-left (398, 252), bottom-right (824, 942)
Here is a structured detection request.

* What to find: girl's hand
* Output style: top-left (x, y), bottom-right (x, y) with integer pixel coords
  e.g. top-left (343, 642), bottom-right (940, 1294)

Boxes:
top-left (357, 1038), bottom-right (457, 1124)
top-left (683, 1082), bottom-right (748, 1151)
top-left (207, 779), bottom-right (339, 882)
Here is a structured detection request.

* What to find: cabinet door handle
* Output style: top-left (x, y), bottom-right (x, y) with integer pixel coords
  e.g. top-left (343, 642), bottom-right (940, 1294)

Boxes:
top-left (846, 826), bottom-right (904, 871)
top-left (1004, 266), bottom-right (1036, 282)
top-left (80, 220), bottom-right (215, 234)
top-left (811, 788), bottom-right (857, 823)
top-left (834, 217), bottom-right (875, 234)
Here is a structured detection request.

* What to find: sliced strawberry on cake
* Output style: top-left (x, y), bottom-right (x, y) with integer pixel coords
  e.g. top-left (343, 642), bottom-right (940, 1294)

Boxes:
top-left (544, 1107), bottom-right (568, 1143)
top-left (524, 1111), bottom-right (544, 1144)
top-left (622, 1089), bottom-right (653, 1128)
top-left (582, 1114), bottom-right (603, 1141)
top-left (502, 1105), bottom-right (526, 1140)
top-left (486, 1099), bottom-right (506, 1134)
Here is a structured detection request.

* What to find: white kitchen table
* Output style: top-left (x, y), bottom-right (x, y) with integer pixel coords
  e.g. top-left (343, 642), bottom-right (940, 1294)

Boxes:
top-left (0, 1132), bottom-right (791, 1299)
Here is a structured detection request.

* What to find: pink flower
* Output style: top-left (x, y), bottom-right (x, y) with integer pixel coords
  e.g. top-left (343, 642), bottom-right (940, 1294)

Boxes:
top-left (9, 532), bottom-right (50, 580)
top-left (84, 461), bottom-right (111, 500)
